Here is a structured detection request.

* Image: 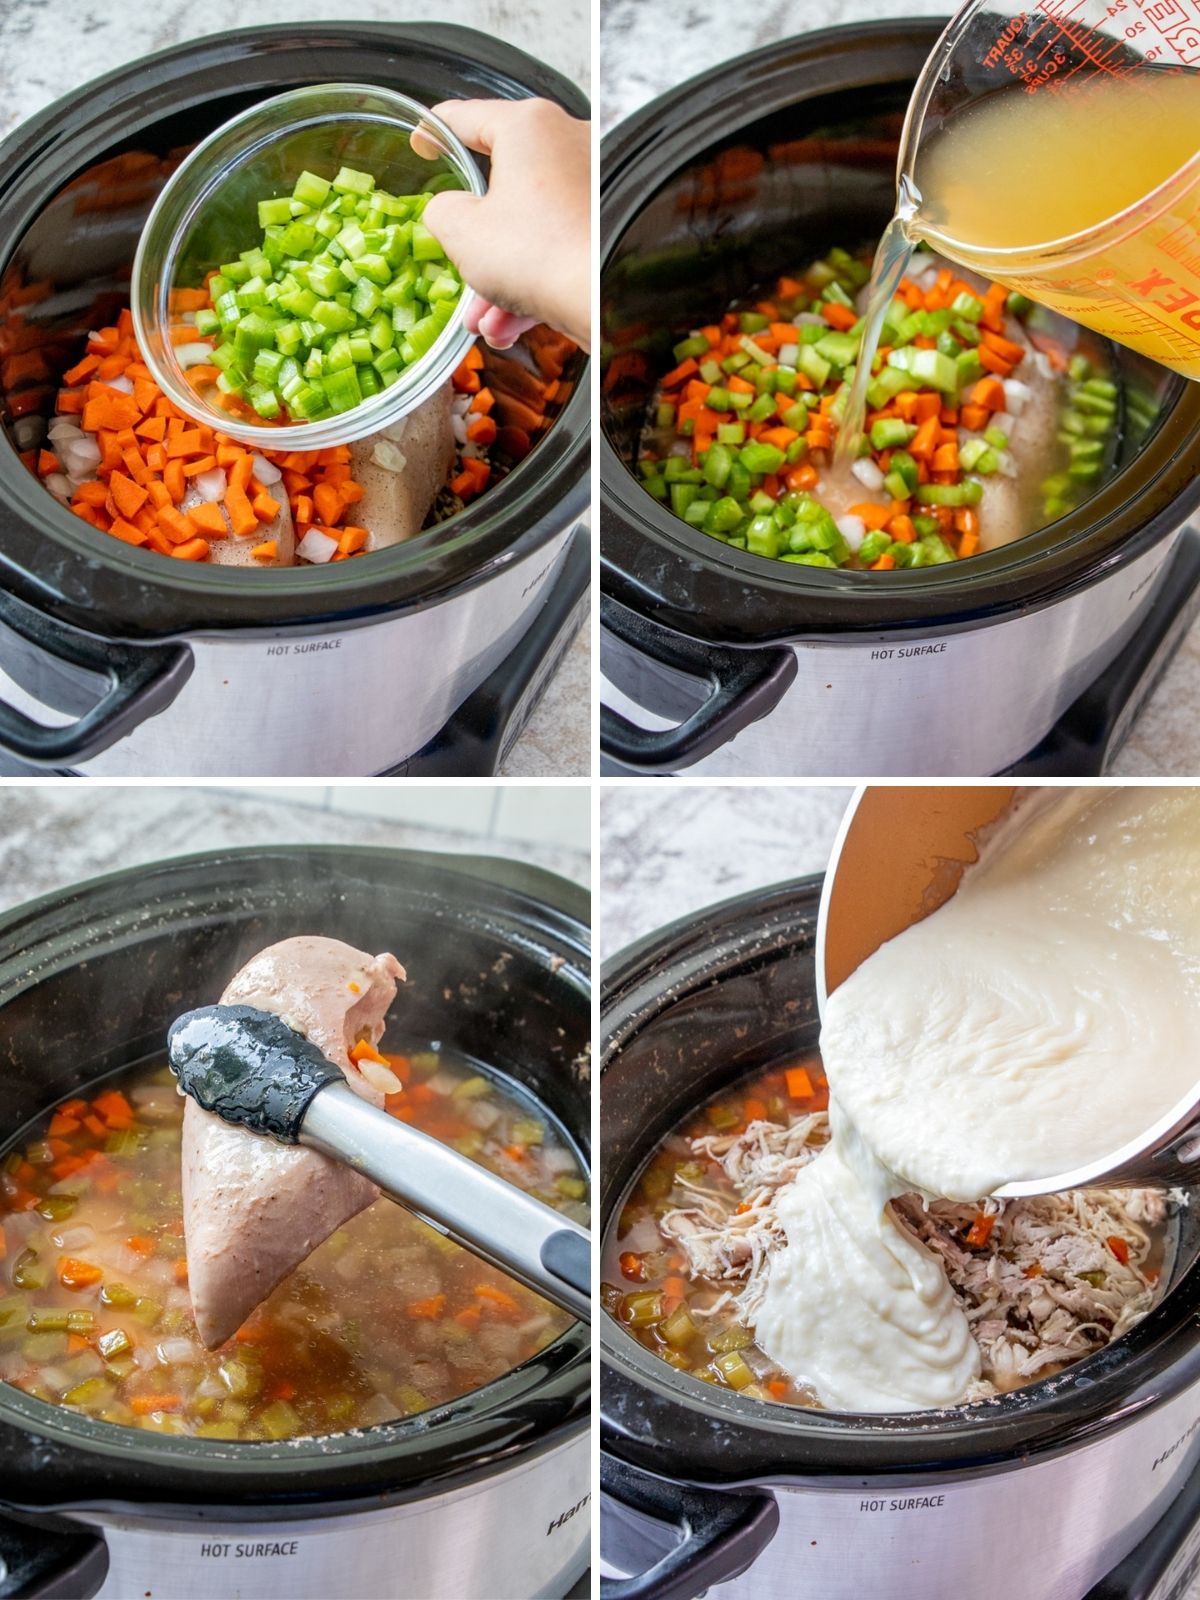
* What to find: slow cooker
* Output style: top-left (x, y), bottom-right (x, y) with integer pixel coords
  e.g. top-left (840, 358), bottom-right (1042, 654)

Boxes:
top-left (600, 877), bottom-right (1200, 1599)
top-left (0, 23), bottom-right (589, 776)
top-left (598, 20), bottom-right (1200, 777)
top-left (0, 844), bottom-right (590, 1599)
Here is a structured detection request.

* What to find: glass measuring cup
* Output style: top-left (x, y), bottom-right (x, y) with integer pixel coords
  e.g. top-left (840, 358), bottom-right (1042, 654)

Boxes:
top-left (896, 0), bottom-right (1200, 379)
top-left (132, 84), bottom-right (484, 449)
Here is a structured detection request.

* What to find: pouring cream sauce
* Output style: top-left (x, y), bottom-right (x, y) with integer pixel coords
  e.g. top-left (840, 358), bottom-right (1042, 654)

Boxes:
top-left (756, 786), bottom-right (1200, 1412)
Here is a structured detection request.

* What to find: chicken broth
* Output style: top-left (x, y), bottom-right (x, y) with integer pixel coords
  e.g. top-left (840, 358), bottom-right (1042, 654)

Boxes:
top-left (602, 1058), bottom-right (1171, 1408)
top-left (0, 1049), bottom-right (585, 1439)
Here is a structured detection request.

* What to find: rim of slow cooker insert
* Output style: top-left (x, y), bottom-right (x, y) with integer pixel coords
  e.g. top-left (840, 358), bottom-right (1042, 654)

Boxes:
top-left (599, 19), bottom-right (1200, 646)
top-left (0, 22), bottom-right (589, 643)
top-left (0, 845), bottom-right (590, 1516)
top-left (600, 873), bottom-right (1200, 1484)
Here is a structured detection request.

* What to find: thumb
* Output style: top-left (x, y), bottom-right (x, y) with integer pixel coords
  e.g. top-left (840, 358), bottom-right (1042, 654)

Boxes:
top-left (422, 190), bottom-right (485, 277)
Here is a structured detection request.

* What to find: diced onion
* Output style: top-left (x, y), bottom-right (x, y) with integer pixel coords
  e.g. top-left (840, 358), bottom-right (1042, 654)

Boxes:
top-left (850, 458), bottom-right (885, 492)
top-left (462, 442), bottom-right (484, 460)
top-left (44, 474), bottom-right (72, 503)
top-left (371, 439), bottom-right (408, 473)
top-left (836, 515), bottom-right (867, 552)
top-left (997, 451), bottom-right (1018, 479)
top-left (249, 454), bottom-right (282, 485)
top-left (777, 343), bottom-right (799, 369)
top-left (62, 438), bottom-right (102, 473)
top-left (157, 1337), bottom-right (202, 1366)
top-left (1002, 378), bottom-right (1031, 415)
top-left (357, 1058), bottom-right (403, 1096)
top-left (451, 414), bottom-right (468, 445)
top-left (47, 417), bottom-right (83, 442)
top-left (793, 312), bottom-right (824, 327)
top-left (194, 469), bottom-right (226, 503)
top-left (174, 342), bottom-right (214, 370)
top-left (53, 1224), bottom-right (96, 1251)
top-left (297, 528), bottom-right (338, 564)
top-left (424, 1071), bottom-right (461, 1097)
top-left (12, 416), bottom-right (42, 450)
top-left (466, 1100), bottom-right (502, 1131)
top-left (106, 373), bottom-right (135, 394)
top-left (381, 414), bottom-right (411, 441)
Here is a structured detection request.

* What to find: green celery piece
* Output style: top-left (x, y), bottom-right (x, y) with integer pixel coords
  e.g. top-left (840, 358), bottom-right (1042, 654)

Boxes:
top-left (411, 221), bottom-right (443, 262)
top-left (332, 165), bottom-right (375, 196)
top-left (257, 197), bottom-right (293, 228)
top-left (293, 169), bottom-right (332, 207)
top-left (814, 331), bottom-right (860, 368)
top-left (907, 348), bottom-right (959, 394)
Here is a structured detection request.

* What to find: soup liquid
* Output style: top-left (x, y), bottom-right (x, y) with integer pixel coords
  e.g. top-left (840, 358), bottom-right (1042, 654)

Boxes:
top-left (0, 1050), bottom-right (586, 1440)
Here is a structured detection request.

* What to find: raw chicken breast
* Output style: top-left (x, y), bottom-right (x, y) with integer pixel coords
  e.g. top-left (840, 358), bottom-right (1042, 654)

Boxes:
top-left (351, 383), bottom-right (455, 550)
top-left (182, 936), bottom-right (405, 1348)
top-left (179, 484), bottom-right (296, 568)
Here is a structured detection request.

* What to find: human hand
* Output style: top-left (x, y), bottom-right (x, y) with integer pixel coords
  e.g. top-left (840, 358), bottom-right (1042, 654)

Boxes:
top-left (421, 99), bottom-right (590, 352)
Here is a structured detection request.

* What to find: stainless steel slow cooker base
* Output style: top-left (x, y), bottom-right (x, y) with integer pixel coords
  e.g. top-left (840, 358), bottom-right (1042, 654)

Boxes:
top-left (601, 529), bottom-right (1200, 777)
top-left (85, 1435), bottom-right (589, 1600)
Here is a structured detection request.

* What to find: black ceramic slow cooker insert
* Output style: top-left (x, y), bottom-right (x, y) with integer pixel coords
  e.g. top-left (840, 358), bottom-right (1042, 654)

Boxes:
top-left (599, 21), bottom-right (1200, 774)
top-left (600, 877), bottom-right (1200, 1599)
top-left (0, 845), bottom-right (590, 1599)
top-left (0, 23), bottom-right (589, 768)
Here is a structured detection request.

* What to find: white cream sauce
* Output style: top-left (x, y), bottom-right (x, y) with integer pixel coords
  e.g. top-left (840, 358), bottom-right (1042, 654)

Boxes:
top-left (757, 786), bottom-right (1200, 1412)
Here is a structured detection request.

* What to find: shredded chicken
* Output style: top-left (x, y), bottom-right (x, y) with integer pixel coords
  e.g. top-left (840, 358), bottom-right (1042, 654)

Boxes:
top-left (660, 1115), bottom-right (1181, 1403)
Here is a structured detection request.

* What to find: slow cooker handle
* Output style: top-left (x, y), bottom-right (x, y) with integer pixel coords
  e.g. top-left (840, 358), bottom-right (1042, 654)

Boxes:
top-left (600, 598), bottom-right (797, 773)
top-left (0, 587), bottom-right (193, 764)
top-left (0, 1512), bottom-right (108, 1598)
top-left (600, 1455), bottom-right (780, 1600)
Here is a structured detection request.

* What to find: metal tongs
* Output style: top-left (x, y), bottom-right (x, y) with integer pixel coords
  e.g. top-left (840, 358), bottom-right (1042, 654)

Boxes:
top-left (818, 784), bottom-right (1200, 1195)
top-left (167, 1004), bottom-right (590, 1323)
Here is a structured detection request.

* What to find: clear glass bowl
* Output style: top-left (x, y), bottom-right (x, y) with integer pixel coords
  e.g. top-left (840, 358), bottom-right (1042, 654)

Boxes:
top-left (131, 84), bottom-right (484, 449)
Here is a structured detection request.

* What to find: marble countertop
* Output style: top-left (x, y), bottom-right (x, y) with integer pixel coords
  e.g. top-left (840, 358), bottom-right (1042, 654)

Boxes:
top-left (0, 785), bottom-right (589, 917)
top-left (600, 782), bottom-right (851, 958)
top-left (600, 0), bottom-right (1200, 776)
top-left (0, 0), bottom-right (590, 778)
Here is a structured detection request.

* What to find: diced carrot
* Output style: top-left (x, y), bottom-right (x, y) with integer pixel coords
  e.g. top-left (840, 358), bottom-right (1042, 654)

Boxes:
top-left (786, 1066), bottom-right (815, 1099)
top-left (130, 1394), bottom-right (183, 1415)
top-left (108, 517), bottom-right (148, 547)
top-left (58, 1257), bottom-right (103, 1290)
top-left (170, 537), bottom-right (211, 562)
top-left (767, 1378), bottom-right (790, 1400)
top-left (108, 472), bottom-right (148, 519)
top-left (978, 345), bottom-right (1014, 378)
top-left (93, 1088), bottom-right (134, 1127)
top-left (312, 482), bottom-right (344, 527)
top-left (163, 459), bottom-right (186, 504)
top-left (36, 449), bottom-right (59, 478)
top-left (249, 540), bottom-right (278, 562)
top-left (56, 388), bottom-right (86, 415)
top-left (124, 1236), bottom-right (155, 1257)
top-left (470, 386), bottom-right (495, 415)
top-left (146, 443), bottom-right (168, 473)
top-left (157, 506), bottom-right (194, 546)
top-left (909, 417), bottom-right (941, 460)
top-left (475, 1283), bottom-right (521, 1316)
top-left (965, 1213), bottom-right (995, 1249)
top-left (871, 553), bottom-right (895, 570)
top-left (932, 442), bottom-right (959, 474)
top-left (467, 414), bottom-right (497, 445)
top-left (821, 301), bottom-right (858, 331)
top-left (887, 515), bottom-right (915, 543)
top-left (292, 494), bottom-right (313, 525)
top-left (83, 1114), bottom-right (107, 1138)
top-left (454, 1306), bottom-right (483, 1329)
top-left (337, 526), bottom-right (368, 555)
top-left (407, 1294), bottom-right (447, 1319)
top-left (785, 464), bottom-right (818, 492)
top-left (173, 1258), bottom-right (190, 1284)
top-left (960, 404), bottom-right (990, 433)
top-left (223, 484), bottom-right (257, 538)
top-left (62, 354), bottom-right (101, 386)
top-left (47, 1111), bottom-right (80, 1137)
top-left (81, 390), bottom-right (139, 432)
top-left (970, 377), bottom-right (1007, 413)
top-left (958, 531), bottom-right (979, 559)
top-left (848, 503), bottom-right (892, 531)
top-left (187, 502), bottom-right (228, 537)
top-left (349, 1039), bottom-right (389, 1067)
top-left (251, 492), bottom-right (280, 522)
top-left (1107, 1235), bottom-right (1130, 1264)
top-left (181, 455), bottom-right (218, 477)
